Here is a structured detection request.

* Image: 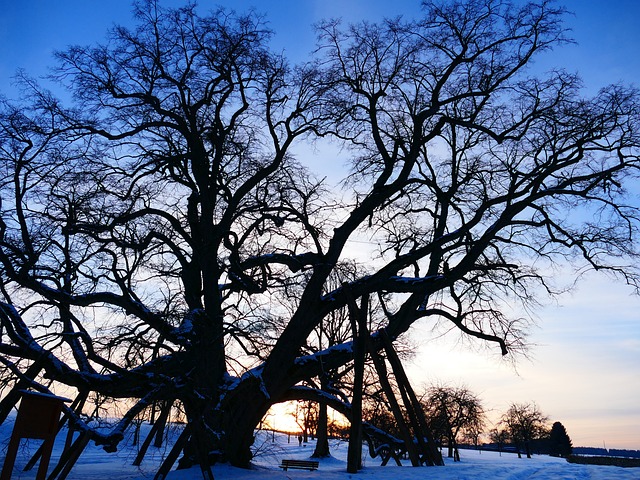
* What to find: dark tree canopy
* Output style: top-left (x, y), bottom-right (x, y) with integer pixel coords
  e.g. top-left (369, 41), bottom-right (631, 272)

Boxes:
top-left (1, 0), bottom-right (639, 470)
top-left (548, 421), bottom-right (573, 457)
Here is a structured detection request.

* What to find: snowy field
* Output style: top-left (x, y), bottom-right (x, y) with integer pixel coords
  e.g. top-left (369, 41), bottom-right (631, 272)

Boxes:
top-left (1, 418), bottom-right (639, 480)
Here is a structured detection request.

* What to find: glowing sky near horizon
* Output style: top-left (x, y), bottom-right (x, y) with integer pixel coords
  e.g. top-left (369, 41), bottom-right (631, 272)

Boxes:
top-left (0, 0), bottom-right (639, 450)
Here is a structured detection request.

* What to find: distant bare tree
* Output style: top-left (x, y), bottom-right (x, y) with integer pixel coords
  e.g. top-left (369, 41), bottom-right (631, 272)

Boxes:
top-left (489, 427), bottom-right (509, 455)
top-left (501, 402), bottom-right (549, 458)
top-left (289, 401), bottom-right (317, 443)
top-left (423, 385), bottom-right (485, 460)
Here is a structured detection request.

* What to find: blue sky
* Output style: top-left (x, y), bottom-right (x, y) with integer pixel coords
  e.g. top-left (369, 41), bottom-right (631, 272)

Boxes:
top-left (1, 1), bottom-right (639, 450)
top-left (1, 1), bottom-right (639, 94)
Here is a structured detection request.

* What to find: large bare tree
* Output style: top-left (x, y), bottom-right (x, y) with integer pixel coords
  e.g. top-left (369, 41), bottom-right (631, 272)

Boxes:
top-left (1, 0), bottom-right (639, 471)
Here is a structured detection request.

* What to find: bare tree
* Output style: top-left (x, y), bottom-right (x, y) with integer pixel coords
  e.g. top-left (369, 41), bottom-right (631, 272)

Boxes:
top-left (1, 0), bottom-right (639, 472)
top-left (423, 385), bottom-right (485, 460)
top-left (289, 401), bottom-right (317, 443)
top-left (501, 402), bottom-right (549, 458)
top-left (489, 427), bottom-right (509, 455)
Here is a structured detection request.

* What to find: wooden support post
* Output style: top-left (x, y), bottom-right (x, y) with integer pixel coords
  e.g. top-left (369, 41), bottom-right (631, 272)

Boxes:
top-left (154, 424), bottom-right (192, 480)
top-left (149, 401), bottom-right (158, 426)
top-left (63, 391), bottom-right (88, 453)
top-left (368, 347), bottom-right (421, 466)
top-left (46, 430), bottom-right (91, 480)
top-left (391, 371), bottom-right (428, 463)
top-left (380, 446), bottom-right (402, 466)
top-left (133, 401), bottom-right (172, 466)
top-left (153, 401), bottom-right (170, 448)
top-left (153, 416), bottom-right (215, 480)
top-left (381, 331), bottom-right (443, 466)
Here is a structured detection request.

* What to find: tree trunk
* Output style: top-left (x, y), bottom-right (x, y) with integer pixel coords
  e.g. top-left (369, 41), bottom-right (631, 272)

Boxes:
top-left (175, 395), bottom-right (259, 470)
top-left (175, 307), bottom-right (238, 469)
top-left (218, 376), bottom-right (273, 468)
top-left (346, 294), bottom-right (369, 473)
top-left (312, 401), bottom-right (330, 458)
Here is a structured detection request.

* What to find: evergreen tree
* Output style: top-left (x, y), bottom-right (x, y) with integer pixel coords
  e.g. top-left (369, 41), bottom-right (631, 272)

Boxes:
top-left (548, 422), bottom-right (573, 457)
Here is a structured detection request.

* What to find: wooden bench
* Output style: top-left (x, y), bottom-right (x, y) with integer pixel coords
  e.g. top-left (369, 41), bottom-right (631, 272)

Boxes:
top-left (278, 459), bottom-right (319, 471)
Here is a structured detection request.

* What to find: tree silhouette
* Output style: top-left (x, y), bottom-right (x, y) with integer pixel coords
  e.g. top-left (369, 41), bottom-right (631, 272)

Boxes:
top-left (548, 421), bottom-right (573, 457)
top-left (1, 0), bottom-right (640, 471)
top-left (423, 385), bottom-right (485, 461)
top-left (489, 427), bottom-right (509, 455)
top-left (501, 402), bottom-right (549, 458)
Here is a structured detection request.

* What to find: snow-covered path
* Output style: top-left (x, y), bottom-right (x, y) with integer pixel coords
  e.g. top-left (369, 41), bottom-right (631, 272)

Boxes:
top-left (1, 420), bottom-right (639, 480)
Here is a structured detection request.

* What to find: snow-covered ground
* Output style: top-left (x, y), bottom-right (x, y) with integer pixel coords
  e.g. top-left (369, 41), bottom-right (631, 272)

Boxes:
top-left (1, 418), bottom-right (638, 480)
